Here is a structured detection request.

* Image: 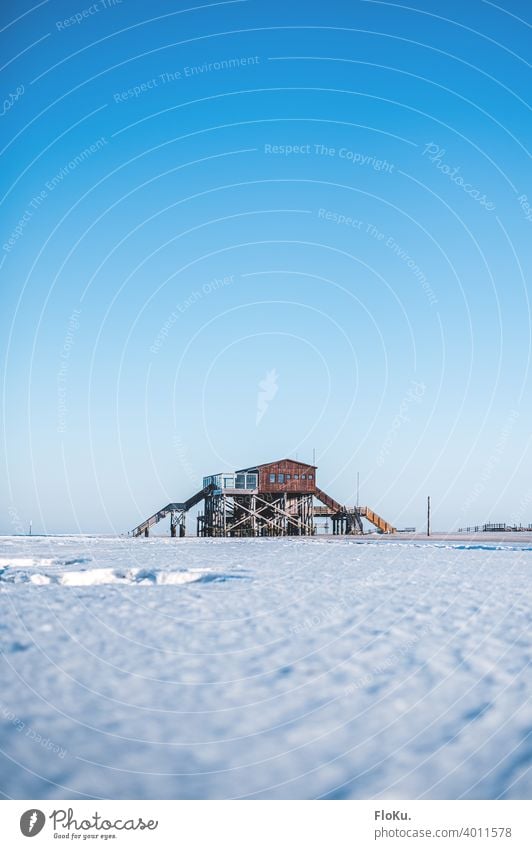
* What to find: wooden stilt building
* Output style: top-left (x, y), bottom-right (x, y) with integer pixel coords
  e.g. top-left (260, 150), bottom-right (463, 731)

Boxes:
top-left (131, 458), bottom-right (395, 538)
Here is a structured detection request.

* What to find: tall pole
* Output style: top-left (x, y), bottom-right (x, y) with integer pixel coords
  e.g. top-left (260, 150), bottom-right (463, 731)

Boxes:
top-left (427, 496), bottom-right (431, 537)
top-left (29, 520), bottom-right (32, 537)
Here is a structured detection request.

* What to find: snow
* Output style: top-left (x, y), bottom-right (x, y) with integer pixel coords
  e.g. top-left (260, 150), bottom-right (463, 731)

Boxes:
top-left (0, 535), bottom-right (530, 800)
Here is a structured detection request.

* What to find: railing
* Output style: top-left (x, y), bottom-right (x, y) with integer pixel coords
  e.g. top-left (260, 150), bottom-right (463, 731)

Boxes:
top-left (314, 486), bottom-right (344, 513)
top-left (360, 506), bottom-right (396, 534)
top-left (131, 484), bottom-right (216, 536)
top-left (458, 523), bottom-right (532, 533)
top-left (202, 472), bottom-right (258, 490)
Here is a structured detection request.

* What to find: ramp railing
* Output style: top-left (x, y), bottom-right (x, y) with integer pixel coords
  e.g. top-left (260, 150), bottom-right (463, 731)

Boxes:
top-left (131, 484), bottom-right (214, 537)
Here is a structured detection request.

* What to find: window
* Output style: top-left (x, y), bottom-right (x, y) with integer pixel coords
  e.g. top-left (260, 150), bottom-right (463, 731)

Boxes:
top-left (269, 473), bottom-right (275, 483)
top-left (278, 474), bottom-right (285, 483)
top-left (294, 474), bottom-right (299, 480)
top-left (302, 474), bottom-right (306, 480)
top-left (286, 474), bottom-right (291, 481)
top-left (308, 474), bottom-right (313, 480)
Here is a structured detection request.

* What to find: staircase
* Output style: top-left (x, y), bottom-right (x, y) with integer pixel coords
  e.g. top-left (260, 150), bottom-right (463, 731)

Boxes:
top-left (131, 484), bottom-right (214, 537)
top-left (359, 506), bottom-right (396, 534)
top-left (314, 487), bottom-right (345, 513)
top-left (314, 488), bottom-right (395, 534)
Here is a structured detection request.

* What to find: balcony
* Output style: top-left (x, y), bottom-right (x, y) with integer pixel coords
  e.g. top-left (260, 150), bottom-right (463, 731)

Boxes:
top-left (203, 471), bottom-right (258, 492)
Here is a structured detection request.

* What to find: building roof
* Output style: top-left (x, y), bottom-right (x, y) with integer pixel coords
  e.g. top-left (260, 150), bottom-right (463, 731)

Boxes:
top-left (236, 458), bottom-right (317, 473)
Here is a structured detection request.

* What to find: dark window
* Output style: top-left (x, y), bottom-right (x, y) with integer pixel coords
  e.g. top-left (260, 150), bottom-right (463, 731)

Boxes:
top-left (278, 474), bottom-right (285, 483)
top-left (294, 474), bottom-right (299, 480)
top-left (269, 473), bottom-right (275, 483)
top-left (302, 474), bottom-right (306, 480)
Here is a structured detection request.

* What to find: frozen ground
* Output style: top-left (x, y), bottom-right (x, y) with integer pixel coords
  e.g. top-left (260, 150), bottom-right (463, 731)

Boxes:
top-left (0, 535), bottom-right (530, 800)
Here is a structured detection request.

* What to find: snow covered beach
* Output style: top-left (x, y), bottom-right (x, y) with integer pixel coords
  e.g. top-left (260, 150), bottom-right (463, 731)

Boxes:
top-left (0, 535), bottom-right (530, 800)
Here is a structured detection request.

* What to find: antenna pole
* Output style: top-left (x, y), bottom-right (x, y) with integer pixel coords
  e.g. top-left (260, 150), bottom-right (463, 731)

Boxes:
top-left (427, 496), bottom-right (431, 537)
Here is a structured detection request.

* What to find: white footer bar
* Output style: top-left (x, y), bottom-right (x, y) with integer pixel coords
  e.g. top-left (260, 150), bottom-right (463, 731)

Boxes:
top-left (1, 800), bottom-right (529, 848)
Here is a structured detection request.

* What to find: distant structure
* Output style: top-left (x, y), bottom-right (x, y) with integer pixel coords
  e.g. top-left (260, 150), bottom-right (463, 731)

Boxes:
top-left (458, 522), bottom-right (532, 533)
top-left (131, 458), bottom-right (396, 538)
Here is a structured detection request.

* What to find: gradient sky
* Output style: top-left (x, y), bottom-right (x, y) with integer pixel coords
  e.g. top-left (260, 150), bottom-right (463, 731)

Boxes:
top-left (1, 0), bottom-right (531, 534)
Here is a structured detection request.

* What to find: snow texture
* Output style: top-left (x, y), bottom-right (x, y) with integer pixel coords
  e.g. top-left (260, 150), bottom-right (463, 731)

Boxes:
top-left (0, 535), bottom-right (530, 800)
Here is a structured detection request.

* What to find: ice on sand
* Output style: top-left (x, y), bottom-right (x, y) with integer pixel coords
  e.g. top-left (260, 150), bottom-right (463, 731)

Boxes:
top-left (0, 535), bottom-right (530, 799)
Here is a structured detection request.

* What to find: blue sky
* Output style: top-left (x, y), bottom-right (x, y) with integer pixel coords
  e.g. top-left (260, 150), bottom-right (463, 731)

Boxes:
top-left (1, 0), bottom-right (531, 533)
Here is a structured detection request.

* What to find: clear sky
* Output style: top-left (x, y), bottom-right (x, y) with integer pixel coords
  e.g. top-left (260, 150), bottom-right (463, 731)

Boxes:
top-left (1, 0), bottom-right (531, 534)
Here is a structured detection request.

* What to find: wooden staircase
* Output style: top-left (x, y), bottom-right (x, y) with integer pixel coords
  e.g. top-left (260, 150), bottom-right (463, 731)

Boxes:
top-left (314, 488), bottom-right (395, 534)
top-left (359, 506), bottom-right (396, 534)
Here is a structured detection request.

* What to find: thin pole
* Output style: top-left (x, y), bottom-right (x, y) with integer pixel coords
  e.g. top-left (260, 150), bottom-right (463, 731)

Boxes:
top-left (427, 496), bottom-right (431, 536)
top-left (29, 520), bottom-right (32, 537)
top-left (356, 472), bottom-right (360, 507)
